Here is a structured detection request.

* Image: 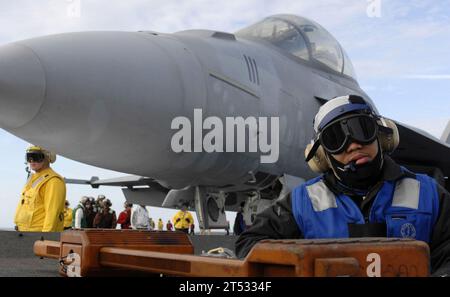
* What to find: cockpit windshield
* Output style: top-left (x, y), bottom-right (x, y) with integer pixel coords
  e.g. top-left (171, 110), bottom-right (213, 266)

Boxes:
top-left (236, 18), bottom-right (309, 61)
top-left (236, 15), bottom-right (357, 80)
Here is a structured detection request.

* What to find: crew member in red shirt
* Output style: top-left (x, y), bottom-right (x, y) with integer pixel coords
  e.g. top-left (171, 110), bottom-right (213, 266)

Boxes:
top-left (117, 202), bottom-right (132, 229)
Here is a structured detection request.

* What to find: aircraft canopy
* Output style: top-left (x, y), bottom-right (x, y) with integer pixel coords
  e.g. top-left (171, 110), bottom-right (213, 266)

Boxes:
top-left (236, 14), bottom-right (356, 80)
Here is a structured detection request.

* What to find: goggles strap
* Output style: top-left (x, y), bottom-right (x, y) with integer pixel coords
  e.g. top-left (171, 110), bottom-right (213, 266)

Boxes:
top-left (305, 139), bottom-right (321, 162)
top-left (378, 125), bottom-right (393, 135)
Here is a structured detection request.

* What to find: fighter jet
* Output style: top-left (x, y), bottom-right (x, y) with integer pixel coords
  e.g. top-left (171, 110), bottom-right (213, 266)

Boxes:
top-left (0, 14), bottom-right (449, 230)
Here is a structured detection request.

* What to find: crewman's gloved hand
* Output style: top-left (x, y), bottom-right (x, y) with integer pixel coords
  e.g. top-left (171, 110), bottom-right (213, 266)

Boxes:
top-left (176, 218), bottom-right (181, 223)
top-left (185, 218), bottom-right (191, 223)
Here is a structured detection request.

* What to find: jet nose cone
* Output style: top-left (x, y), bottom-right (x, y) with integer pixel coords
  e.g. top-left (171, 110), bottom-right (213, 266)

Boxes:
top-left (0, 43), bottom-right (45, 129)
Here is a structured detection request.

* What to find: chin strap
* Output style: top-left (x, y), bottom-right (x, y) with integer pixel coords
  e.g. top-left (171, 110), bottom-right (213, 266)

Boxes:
top-left (341, 161), bottom-right (357, 172)
top-left (25, 163), bottom-right (31, 180)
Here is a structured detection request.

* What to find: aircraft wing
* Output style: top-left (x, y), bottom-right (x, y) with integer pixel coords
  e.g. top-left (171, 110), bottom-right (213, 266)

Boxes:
top-left (65, 175), bottom-right (167, 190)
top-left (64, 175), bottom-right (171, 207)
top-left (391, 121), bottom-right (450, 191)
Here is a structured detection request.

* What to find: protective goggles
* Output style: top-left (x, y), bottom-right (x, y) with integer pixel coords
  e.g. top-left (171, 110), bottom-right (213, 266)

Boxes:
top-left (26, 152), bottom-right (46, 163)
top-left (306, 114), bottom-right (379, 162)
top-left (319, 114), bottom-right (379, 154)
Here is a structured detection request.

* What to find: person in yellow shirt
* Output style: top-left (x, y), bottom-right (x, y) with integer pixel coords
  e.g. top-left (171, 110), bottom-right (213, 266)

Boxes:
top-left (157, 218), bottom-right (164, 231)
top-left (172, 202), bottom-right (194, 234)
top-left (63, 200), bottom-right (73, 230)
top-left (14, 145), bottom-right (66, 232)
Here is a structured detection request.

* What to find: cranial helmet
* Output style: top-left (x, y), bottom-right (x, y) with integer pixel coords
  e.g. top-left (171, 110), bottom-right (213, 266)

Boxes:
top-left (26, 145), bottom-right (57, 163)
top-left (80, 196), bottom-right (89, 204)
top-left (103, 199), bottom-right (112, 207)
top-left (304, 95), bottom-right (399, 173)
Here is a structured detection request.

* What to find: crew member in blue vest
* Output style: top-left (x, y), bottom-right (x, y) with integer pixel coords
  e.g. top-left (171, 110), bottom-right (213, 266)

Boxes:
top-left (235, 95), bottom-right (450, 276)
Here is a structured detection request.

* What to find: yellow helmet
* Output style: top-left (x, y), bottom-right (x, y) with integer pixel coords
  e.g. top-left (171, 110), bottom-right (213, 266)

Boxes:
top-left (26, 145), bottom-right (57, 163)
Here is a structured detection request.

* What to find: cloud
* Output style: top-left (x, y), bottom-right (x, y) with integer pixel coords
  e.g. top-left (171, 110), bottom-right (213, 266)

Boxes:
top-left (0, 0), bottom-right (370, 44)
top-left (403, 75), bottom-right (450, 80)
top-left (401, 117), bottom-right (449, 139)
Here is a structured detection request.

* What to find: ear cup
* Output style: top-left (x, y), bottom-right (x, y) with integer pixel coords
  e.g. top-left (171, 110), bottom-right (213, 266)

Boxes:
top-left (305, 143), bottom-right (330, 173)
top-left (377, 118), bottom-right (399, 153)
top-left (45, 151), bottom-right (57, 163)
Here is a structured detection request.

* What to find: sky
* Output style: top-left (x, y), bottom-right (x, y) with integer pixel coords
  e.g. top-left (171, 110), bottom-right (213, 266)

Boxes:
top-left (0, 0), bottom-right (449, 229)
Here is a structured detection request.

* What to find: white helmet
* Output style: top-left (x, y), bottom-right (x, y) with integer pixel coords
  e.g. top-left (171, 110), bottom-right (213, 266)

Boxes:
top-left (80, 196), bottom-right (89, 204)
